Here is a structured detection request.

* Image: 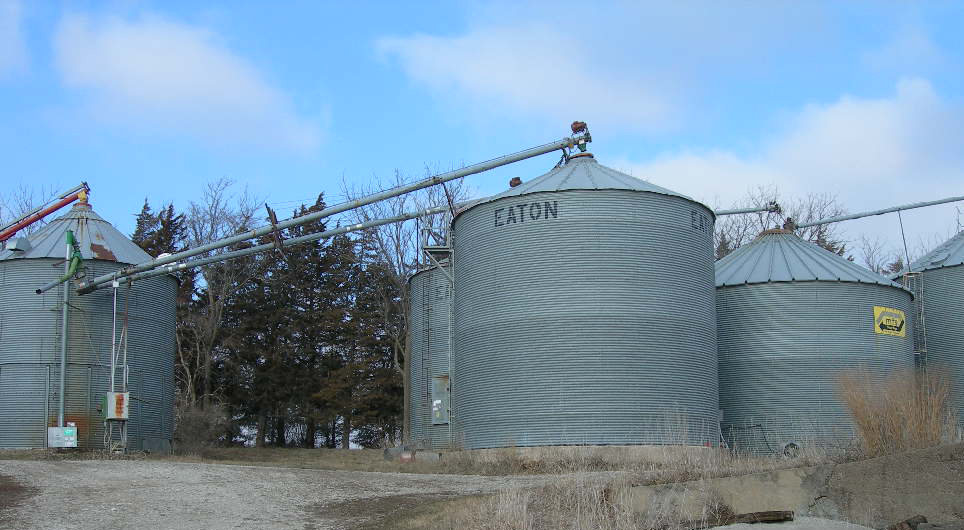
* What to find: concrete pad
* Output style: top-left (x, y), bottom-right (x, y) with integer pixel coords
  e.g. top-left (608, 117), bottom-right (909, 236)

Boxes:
top-left (628, 466), bottom-right (835, 523)
top-left (721, 516), bottom-right (873, 529)
top-left (415, 451), bottom-right (441, 462)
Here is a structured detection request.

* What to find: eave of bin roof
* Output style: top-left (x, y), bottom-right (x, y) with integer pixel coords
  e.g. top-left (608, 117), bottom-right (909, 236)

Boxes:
top-left (715, 229), bottom-right (905, 289)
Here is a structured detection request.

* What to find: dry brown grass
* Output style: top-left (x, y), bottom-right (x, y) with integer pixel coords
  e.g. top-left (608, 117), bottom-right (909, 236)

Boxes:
top-left (173, 401), bottom-right (230, 453)
top-left (838, 367), bottom-right (959, 458)
top-left (435, 443), bottom-right (838, 479)
top-left (384, 478), bottom-right (634, 530)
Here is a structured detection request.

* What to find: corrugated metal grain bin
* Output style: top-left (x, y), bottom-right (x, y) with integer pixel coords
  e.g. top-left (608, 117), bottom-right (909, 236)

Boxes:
top-left (407, 264), bottom-right (452, 449)
top-left (452, 153), bottom-right (718, 450)
top-left (0, 202), bottom-right (176, 451)
top-left (905, 229), bottom-right (964, 428)
top-left (716, 229), bottom-right (915, 454)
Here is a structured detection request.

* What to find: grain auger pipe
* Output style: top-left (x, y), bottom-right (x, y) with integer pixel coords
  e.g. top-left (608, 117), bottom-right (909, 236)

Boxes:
top-left (67, 125), bottom-right (592, 295)
top-left (79, 204), bottom-right (454, 293)
top-left (35, 230), bottom-right (83, 294)
top-left (795, 195), bottom-right (964, 228)
top-left (0, 183), bottom-right (89, 243)
top-left (714, 201), bottom-right (781, 217)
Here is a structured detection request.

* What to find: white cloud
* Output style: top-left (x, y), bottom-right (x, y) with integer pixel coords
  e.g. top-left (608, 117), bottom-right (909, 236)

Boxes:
top-left (621, 78), bottom-right (964, 246)
top-left (375, 4), bottom-right (832, 134)
top-left (377, 24), bottom-right (679, 132)
top-left (863, 28), bottom-right (946, 75)
top-left (54, 13), bottom-right (321, 153)
top-left (0, 0), bottom-right (26, 75)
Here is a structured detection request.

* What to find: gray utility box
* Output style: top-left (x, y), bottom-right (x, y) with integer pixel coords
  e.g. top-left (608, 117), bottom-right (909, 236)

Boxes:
top-left (47, 426), bottom-right (78, 448)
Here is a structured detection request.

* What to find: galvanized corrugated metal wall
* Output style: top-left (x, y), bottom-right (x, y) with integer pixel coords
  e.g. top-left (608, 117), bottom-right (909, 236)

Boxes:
top-left (0, 258), bottom-right (176, 450)
top-left (408, 269), bottom-right (425, 445)
top-left (919, 264), bottom-right (964, 427)
top-left (407, 265), bottom-right (452, 449)
top-left (717, 282), bottom-right (915, 453)
top-left (453, 189), bottom-right (718, 449)
top-left (0, 365), bottom-right (47, 448)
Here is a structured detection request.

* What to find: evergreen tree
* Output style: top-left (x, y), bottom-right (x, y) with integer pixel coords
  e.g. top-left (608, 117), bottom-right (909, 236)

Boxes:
top-left (131, 199), bottom-right (155, 249)
top-left (135, 190), bottom-right (414, 449)
top-left (130, 199), bottom-right (188, 258)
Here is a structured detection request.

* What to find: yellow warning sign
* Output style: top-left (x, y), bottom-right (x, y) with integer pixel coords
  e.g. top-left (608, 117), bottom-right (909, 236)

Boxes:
top-left (874, 306), bottom-right (906, 337)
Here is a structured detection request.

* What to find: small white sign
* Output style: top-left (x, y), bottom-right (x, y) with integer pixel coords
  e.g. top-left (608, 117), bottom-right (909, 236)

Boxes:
top-left (48, 427), bottom-right (78, 448)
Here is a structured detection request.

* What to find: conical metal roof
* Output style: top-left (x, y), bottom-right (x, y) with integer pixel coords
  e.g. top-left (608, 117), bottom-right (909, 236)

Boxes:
top-left (469, 153), bottom-right (701, 208)
top-left (0, 202), bottom-right (152, 264)
top-left (908, 229), bottom-right (964, 272)
top-left (716, 229), bottom-right (904, 288)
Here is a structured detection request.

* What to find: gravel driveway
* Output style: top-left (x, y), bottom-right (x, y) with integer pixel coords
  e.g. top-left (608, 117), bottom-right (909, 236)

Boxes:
top-left (0, 460), bottom-right (555, 530)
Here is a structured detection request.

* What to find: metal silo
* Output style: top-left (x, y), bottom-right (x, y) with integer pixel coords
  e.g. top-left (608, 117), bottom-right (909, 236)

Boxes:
top-left (716, 229), bottom-right (915, 454)
top-left (408, 263), bottom-right (453, 449)
top-left (452, 153), bottom-right (718, 450)
top-left (0, 201), bottom-right (176, 451)
top-left (905, 229), bottom-right (964, 428)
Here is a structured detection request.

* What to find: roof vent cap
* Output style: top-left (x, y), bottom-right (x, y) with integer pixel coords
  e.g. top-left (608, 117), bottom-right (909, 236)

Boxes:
top-left (4, 237), bottom-right (31, 252)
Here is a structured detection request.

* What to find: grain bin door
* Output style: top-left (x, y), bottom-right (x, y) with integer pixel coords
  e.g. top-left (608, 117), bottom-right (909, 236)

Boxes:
top-left (431, 375), bottom-right (450, 425)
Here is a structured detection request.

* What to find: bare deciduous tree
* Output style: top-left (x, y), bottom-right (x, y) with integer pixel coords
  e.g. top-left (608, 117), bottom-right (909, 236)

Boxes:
top-left (0, 184), bottom-right (59, 236)
top-left (714, 186), bottom-right (850, 259)
top-left (179, 178), bottom-right (260, 408)
top-left (857, 234), bottom-right (904, 275)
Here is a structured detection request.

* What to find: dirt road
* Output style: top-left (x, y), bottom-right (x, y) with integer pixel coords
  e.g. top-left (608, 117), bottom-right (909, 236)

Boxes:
top-left (0, 460), bottom-right (553, 530)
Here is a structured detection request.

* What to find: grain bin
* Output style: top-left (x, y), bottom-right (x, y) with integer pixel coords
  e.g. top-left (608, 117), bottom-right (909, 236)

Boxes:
top-left (716, 229), bottom-right (915, 454)
top-left (451, 153), bottom-right (718, 450)
top-left (408, 263), bottom-right (452, 449)
top-left (0, 201), bottom-right (176, 451)
top-left (905, 229), bottom-right (964, 428)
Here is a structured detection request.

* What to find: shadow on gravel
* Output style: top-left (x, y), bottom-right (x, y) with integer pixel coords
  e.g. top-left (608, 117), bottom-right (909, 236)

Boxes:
top-left (0, 473), bottom-right (37, 524)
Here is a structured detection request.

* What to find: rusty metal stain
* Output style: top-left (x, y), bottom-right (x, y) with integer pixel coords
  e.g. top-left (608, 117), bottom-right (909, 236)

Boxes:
top-left (90, 243), bottom-right (117, 261)
top-left (50, 414), bottom-right (94, 449)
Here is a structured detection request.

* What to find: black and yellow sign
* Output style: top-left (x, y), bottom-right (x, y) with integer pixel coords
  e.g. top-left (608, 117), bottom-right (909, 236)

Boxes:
top-left (874, 306), bottom-right (906, 337)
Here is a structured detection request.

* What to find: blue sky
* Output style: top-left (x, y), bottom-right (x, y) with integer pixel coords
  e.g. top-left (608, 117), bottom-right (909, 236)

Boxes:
top-left (2, 1), bottom-right (964, 260)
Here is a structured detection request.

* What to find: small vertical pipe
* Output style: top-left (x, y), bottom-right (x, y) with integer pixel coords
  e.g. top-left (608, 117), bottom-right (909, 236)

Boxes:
top-left (447, 245), bottom-right (455, 447)
top-left (86, 366), bottom-right (92, 449)
top-left (111, 286), bottom-right (117, 392)
top-left (122, 283), bottom-right (130, 393)
top-left (58, 238), bottom-right (70, 428)
top-left (44, 365), bottom-right (50, 448)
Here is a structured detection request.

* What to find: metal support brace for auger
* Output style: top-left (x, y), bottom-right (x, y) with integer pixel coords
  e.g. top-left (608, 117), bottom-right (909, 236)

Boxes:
top-left (264, 204), bottom-right (289, 263)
